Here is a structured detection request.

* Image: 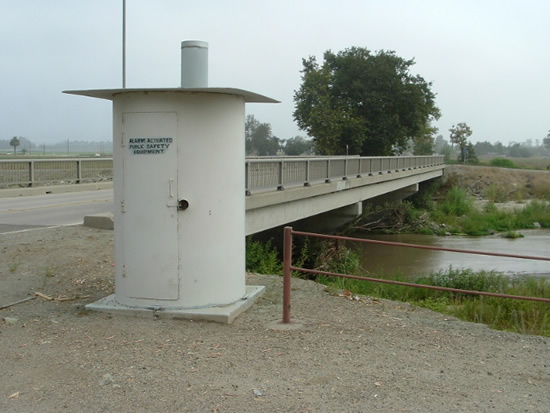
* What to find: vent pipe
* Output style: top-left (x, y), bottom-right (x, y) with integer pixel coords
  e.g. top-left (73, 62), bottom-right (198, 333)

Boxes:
top-left (181, 40), bottom-right (208, 88)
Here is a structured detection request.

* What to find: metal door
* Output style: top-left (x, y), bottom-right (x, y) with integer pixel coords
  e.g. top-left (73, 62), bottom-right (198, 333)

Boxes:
top-left (120, 112), bottom-right (179, 300)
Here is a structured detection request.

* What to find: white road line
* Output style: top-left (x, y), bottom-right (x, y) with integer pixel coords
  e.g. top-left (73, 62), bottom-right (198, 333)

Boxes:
top-left (0, 223), bottom-right (82, 235)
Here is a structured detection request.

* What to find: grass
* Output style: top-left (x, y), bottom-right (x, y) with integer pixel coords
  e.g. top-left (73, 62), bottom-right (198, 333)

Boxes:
top-left (489, 158), bottom-right (519, 169)
top-left (478, 155), bottom-right (550, 170)
top-left (419, 186), bottom-right (550, 236)
top-left (314, 266), bottom-right (550, 337)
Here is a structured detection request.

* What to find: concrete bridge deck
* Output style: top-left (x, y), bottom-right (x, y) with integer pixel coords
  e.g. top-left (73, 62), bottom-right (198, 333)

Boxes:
top-left (245, 156), bottom-right (444, 234)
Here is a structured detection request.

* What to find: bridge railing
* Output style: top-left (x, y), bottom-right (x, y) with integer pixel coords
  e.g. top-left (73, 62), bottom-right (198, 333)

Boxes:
top-left (0, 155), bottom-right (444, 190)
top-left (0, 158), bottom-right (113, 188)
top-left (245, 155), bottom-right (444, 195)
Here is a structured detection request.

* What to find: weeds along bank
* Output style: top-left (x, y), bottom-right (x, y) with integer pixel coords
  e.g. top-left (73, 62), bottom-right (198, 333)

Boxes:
top-left (443, 163), bottom-right (550, 202)
top-left (246, 164), bottom-right (550, 337)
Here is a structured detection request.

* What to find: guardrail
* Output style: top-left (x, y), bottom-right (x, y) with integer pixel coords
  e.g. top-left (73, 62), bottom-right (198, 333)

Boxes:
top-left (245, 155), bottom-right (444, 195)
top-left (0, 158), bottom-right (113, 188)
top-left (282, 226), bottom-right (550, 324)
top-left (0, 155), bottom-right (444, 190)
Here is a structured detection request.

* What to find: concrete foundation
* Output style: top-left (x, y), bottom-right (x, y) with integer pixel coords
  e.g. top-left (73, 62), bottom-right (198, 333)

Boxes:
top-left (83, 212), bottom-right (114, 230)
top-left (85, 285), bottom-right (265, 324)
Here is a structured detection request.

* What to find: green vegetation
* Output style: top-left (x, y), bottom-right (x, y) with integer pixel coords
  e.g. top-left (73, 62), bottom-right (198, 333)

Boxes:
top-left (314, 265), bottom-right (550, 337)
top-left (502, 230), bottom-right (524, 239)
top-left (293, 47), bottom-right (440, 156)
top-left (246, 237), bottom-right (282, 275)
top-left (490, 157), bottom-right (518, 169)
top-left (449, 123), bottom-right (478, 164)
top-left (375, 185), bottom-right (550, 236)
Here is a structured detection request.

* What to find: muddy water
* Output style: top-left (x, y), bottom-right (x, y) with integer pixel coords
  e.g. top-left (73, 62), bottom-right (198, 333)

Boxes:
top-left (352, 229), bottom-right (550, 279)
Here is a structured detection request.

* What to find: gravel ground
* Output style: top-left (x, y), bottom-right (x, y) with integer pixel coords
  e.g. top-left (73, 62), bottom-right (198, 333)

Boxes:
top-left (1, 225), bottom-right (550, 413)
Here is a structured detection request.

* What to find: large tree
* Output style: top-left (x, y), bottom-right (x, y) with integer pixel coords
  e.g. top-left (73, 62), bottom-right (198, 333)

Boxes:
top-left (293, 47), bottom-right (440, 156)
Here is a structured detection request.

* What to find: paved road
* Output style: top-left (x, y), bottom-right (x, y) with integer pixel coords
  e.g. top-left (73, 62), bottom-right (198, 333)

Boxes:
top-left (0, 189), bottom-right (113, 234)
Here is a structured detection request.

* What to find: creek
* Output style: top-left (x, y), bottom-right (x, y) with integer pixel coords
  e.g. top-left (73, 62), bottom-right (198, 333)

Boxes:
top-left (351, 229), bottom-right (550, 279)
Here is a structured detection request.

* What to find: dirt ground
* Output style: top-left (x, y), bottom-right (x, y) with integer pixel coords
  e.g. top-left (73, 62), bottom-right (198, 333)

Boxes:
top-left (1, 225), bottom-right (550, 413)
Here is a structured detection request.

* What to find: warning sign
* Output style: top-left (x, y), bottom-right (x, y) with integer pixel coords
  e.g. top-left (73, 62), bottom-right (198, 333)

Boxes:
top-left (128, 137), bottom-right (173, 155)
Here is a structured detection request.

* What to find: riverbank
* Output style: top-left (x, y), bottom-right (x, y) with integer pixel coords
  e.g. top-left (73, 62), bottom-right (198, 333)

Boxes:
top-left (2, 225), bottom-right (550, 412)
top-left (442, 164), bottom-right (550, 201)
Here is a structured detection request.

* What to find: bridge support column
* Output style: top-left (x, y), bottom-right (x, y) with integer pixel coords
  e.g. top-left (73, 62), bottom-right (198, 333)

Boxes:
top-left (368, 183), bottom-right (419, 205)
top-left (302, 201), bottom-right (363, 233)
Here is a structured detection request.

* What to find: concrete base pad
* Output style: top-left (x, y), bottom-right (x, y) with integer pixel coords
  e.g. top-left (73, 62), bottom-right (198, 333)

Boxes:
top-left (83, 212), bottom-right (114, 230)
top-left (85, 285), bottom-right (265, 324)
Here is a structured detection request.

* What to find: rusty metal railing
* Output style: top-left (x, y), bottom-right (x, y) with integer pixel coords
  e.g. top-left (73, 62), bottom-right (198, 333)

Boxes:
top-left (282, 226), bottom-right (550, 324)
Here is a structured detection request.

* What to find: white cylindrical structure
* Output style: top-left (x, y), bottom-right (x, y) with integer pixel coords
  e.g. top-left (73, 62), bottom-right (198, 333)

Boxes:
top-left (112, 91), bottom-right (245, 308)
top-left (181, 40), bottom-right (208, 88)
top-left (65, 42), bottom-right (277, 313)
top-left (65, 86), bottom-right (277, 312)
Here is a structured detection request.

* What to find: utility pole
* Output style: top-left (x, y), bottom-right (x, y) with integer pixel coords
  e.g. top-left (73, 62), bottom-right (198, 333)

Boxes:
top-left (122, 0), bottom-right (126, 88)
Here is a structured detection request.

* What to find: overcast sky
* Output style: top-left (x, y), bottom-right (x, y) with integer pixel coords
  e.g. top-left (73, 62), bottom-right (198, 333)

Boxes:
top-left (1, 0), bottom-right (549, 146)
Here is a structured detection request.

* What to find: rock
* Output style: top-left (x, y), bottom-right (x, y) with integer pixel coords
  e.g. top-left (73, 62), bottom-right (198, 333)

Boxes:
top-left (99, 373), bottom-right (113, 386)
top-left (3, 317), bottom-right (19, 325)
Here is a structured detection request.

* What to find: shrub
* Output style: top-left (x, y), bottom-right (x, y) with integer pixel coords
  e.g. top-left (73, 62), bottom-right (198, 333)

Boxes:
top-left (490, 158), bottom-right (518, 169)
top-left (315, 241), bottom-right (362, 275)
top-left (515, 200), bottom-right (550, 228)
top-left (485, 183), bottom-right (509, 203)
top-left (246, 237), bottom-right (282, 275)
top-left (438, 186), bottom-right (473, 216)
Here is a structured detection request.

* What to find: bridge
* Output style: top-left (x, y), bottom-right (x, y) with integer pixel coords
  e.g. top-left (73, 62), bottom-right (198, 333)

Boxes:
top-left (0, 155), bottom-right (444, 234)
top-left (245, 155), bottom-right (444, 234)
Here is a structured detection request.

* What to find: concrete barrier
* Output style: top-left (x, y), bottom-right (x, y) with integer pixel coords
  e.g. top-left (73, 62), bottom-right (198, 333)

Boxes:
top-left (83, 212), bottom-right (114, 230)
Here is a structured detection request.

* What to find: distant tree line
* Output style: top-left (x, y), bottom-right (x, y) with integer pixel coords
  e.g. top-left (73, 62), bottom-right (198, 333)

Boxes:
top-left (245, 114), bottom-right (313, 156)
top-left (0, 137), bottom-right (112, 155)
top-left (434, 132), bottom-right (550, 161)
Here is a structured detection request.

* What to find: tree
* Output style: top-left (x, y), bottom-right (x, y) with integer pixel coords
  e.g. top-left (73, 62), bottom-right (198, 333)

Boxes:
top-left (412, 124), bottom-right (437, 155)
top-left (543, 130), bottom-right (550, 151)
top-left (449, 123), bottom-right (473, 163)
top-left (433, 135), bottom-right (452, 161)
top-left (10, 136), bottom-right (20, 155)
top-left (508, 143), bottom-right (533, 158)
top-left (293, 47), bottom-right (440, 156)
top-left (283, 136), bottom-right (313, 156)
top-left (245, 115), bottom-right (280, 156)
top-left (474, 141), bottom-right (495, 156)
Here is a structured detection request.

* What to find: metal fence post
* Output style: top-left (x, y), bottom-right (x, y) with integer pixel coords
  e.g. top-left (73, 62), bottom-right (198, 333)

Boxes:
top-left (28, 160), bottom-right (34, 187)
top-left (77, 159), bottom-right (82, 184)
top-left (282, 226), bottom-right (293, 324)
top-left (245, 161), bottom-right (250, 195)
top-left (277, 160), bottom-right (284, 190)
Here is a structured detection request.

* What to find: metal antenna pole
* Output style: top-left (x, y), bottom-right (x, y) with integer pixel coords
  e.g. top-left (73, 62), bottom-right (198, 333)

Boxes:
top-left (122, 0), bottom-right (126, 88)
